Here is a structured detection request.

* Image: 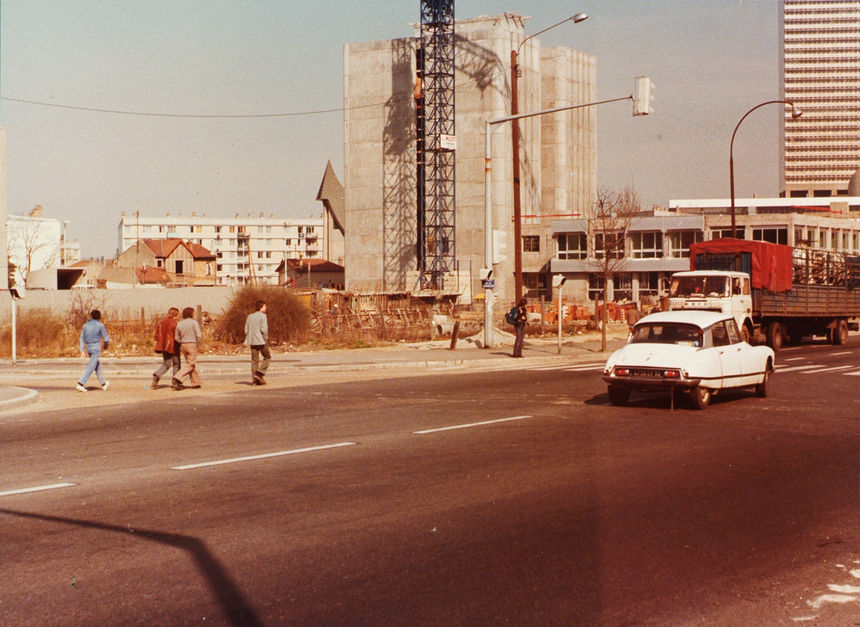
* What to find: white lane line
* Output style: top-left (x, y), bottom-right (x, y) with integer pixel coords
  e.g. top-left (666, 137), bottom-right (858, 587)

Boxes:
top-left (831, 352), bottom-right (853, 356)
top-left (171, 442), bottom-right (357, 471)
top-left (0, 482), bottom-right (76, 497)
top-left (414, 415), bottom-right (532, 435)
top-left (776, 364), bottom-right (822, 373)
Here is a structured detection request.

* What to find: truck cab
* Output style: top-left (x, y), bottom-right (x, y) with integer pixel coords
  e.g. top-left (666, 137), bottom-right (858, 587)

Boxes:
top-left (668, 271), bottom-right (753, 342)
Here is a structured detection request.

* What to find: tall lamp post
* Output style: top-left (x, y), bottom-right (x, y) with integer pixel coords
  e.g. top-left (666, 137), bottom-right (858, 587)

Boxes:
top-left (511, 13), bottom-right (587, 301)
top-left (730, 99), bottom-right (801, 238)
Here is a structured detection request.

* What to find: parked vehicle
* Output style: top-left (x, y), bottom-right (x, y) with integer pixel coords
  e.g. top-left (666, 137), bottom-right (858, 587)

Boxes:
top-left (602, 310), bottom-right (775, 410)
top-left (668, 238), bottom-right (860, 349)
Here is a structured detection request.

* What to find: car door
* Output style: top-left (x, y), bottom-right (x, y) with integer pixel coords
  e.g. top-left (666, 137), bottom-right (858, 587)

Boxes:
top-left (711, 320), bottom-right (745, 388)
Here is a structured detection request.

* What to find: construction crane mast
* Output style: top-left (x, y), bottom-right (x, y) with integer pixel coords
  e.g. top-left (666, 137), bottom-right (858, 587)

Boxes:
top-left (416, 0), bottom-right (456, 290)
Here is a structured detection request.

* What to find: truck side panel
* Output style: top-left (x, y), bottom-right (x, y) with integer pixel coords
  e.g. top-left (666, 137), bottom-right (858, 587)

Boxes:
top-left (755, 284), bottom-right (860, 317)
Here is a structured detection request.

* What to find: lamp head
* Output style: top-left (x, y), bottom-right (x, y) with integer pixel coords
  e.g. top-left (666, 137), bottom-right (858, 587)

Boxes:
top-left (790, 105), bottom-right (802, 119)
top-left (572, 13), bottom-right (588, 23)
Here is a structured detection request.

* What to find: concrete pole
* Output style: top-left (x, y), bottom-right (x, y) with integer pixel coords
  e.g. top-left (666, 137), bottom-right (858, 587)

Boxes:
top-left (484, 121), bottom-right (495, 349)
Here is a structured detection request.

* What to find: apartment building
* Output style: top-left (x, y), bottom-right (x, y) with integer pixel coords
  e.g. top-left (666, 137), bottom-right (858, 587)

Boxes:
top-left (782, 0), bottom-right (860, 196)
top-left (117, 212), bottom-right (324, 286)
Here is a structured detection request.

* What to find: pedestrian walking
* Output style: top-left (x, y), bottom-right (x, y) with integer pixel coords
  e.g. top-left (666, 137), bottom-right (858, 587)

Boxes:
top-left (76, 310), bottom-right (110, 392)
top-left (244, 300), bottom-right (270, 386)
top-left (152, 307), bottom-right (180, 389)
top-left (173, 307), bottom-right (202, 390)
top-left (512, 298), bottom-right (527, 358)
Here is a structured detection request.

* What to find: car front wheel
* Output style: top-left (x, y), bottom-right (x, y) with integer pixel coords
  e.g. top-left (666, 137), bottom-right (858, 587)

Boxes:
top-left (608, 386), bottom-right (630, 406)
top-left (755, 365), bottom-right (771, 397)
top-left (691, 385), bottom-right (711, 410)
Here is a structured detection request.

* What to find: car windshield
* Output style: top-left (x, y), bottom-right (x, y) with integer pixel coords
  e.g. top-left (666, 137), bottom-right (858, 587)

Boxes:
top-left (630, 323), bottom-right (702, 347)
top-left (669, 275), bottom-right (730, 298)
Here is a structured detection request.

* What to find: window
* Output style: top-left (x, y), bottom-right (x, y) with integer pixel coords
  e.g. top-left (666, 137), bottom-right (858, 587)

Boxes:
top-left (523, 235), bottom-right (540, 252)
top-left (711, 322), bottom-right (730, 347)
top-left (709, 228), bottom-right (734, 240)
top-left (667, 231), bottom-right (702, 258)
top-left (595, 232), bottom-right (624, 259)
top-left (614, 274), bottom-right (632, 302)
top-left (752, 227), bottom-right (788, 245)
top-left (557, 233), bottom-right (586, 259)
top-left (630, 232), bottom-right (663, 258)
top-left (588, 275), bottom-right (605, 301)
top-left (174, 260), bottom-right (184, 274)
top-left (639, 272), bottom-right (661, 295)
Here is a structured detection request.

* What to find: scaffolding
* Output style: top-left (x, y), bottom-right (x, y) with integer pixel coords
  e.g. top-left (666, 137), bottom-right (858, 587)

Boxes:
top-left (417, 0), bottom-right (456, 290)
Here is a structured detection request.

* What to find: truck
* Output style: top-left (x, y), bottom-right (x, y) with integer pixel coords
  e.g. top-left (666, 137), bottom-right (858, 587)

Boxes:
top-left (667, 238), bottom-right (860, 349)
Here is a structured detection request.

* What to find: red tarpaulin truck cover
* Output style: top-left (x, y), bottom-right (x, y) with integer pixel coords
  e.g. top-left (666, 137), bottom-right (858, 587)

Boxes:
top-left (689, 238), bottom-right (794, 292)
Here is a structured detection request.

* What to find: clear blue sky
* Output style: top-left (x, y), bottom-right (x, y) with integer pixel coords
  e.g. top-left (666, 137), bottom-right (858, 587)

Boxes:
top-left (1, 0), bottom-right (781, 258)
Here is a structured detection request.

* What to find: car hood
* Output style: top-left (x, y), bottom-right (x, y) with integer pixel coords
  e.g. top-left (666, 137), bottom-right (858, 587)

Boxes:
top-left (605, 343), bottom-right (698, 369)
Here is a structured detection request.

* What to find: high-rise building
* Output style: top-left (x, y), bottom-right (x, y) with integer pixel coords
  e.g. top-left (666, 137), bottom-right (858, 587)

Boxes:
top-left (782, 0), bottom-right (860, 197)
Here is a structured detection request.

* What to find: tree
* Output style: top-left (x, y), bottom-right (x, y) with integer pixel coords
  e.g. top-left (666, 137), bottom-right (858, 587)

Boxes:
top-left (7, 208), bottom-right (60, 287)
top-left (589, 186), bottom-right (641, 351)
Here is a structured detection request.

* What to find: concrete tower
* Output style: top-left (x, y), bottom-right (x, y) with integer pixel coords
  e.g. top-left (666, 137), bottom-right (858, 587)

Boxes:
top-left (343, 14), bottom-right (596, 302)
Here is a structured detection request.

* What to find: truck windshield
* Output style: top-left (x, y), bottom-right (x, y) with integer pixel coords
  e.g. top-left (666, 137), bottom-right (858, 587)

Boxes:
top-left (630, 323), bottom-right (702, 347)
top-left (669, 275), bottom-right (730, 298)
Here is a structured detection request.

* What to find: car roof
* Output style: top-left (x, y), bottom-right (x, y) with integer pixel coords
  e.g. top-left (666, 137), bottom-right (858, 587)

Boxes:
top-left (672, 270), bottom-right (748, 277)
top-left (635, 310), bottom-right (732, 329)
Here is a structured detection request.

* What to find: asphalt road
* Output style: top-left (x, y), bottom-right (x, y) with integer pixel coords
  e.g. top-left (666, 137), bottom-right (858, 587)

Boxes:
top-left (1, 339), bottom-right (858, 625)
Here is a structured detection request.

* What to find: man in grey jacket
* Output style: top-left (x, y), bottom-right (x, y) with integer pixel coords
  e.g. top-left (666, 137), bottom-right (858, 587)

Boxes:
top-left (244, 300), bottom-right (270, 386)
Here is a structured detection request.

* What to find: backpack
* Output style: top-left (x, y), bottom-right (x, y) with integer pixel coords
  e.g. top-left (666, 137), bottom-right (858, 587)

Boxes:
top-left (505, 306), bottom-right (519, 325)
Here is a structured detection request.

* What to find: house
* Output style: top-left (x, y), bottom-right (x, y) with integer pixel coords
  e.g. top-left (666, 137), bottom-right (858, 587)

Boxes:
top-left (117, 239), bottom-right (216, 286)
top-left (278, 258), bottom-right (345, 289)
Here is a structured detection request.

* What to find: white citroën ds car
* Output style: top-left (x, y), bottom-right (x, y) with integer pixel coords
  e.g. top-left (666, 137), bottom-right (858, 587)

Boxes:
top-left (602, 310), bottom-right (775, 410)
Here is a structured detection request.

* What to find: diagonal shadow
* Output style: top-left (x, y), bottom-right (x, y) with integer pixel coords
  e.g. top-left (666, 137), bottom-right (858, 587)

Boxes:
top-left (0, 508), bottom-right (263, 627)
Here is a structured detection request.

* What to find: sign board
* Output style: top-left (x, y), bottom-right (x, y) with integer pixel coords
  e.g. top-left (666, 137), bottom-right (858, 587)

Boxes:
top-left (440, 134), bottom-right (456, 151)
top-left (481, 279), bottom-right (495, 289)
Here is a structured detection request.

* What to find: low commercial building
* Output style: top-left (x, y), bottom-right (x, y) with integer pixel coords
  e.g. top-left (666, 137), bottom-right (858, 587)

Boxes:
top-left (550, 196), bottom-right (860, 307)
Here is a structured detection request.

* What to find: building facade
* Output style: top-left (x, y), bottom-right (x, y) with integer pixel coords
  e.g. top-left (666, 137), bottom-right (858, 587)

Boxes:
top-left (7, 210), bottom-right (62, 289)
top-left (117, 213), bottom-right (325, 286)
top-left (550, 197), bottom-right (860, 306)
top-left (782, 0), bottom-right (860, 196)
top-left (343, 13), bottom-right (596, 301)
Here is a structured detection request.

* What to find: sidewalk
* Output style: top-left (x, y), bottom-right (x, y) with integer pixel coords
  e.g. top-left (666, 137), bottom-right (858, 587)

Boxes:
top-left (0, 327), bottom-right (628, 414)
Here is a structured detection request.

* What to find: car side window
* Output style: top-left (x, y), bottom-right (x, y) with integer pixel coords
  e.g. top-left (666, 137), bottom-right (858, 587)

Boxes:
top-left (711, 322), bottom-right (730, 347)
top-left (726, 319), bottom-right (742, 344)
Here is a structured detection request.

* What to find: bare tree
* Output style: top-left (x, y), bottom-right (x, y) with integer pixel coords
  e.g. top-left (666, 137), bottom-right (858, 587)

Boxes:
top-left (589, 187), bottom-right (641, 351)
top-left (8, 213), bottom-right (60, 287)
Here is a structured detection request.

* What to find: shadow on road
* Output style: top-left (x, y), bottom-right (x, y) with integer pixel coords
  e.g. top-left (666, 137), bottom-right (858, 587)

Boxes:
top-left (0, 508), bottom-right (263, 627)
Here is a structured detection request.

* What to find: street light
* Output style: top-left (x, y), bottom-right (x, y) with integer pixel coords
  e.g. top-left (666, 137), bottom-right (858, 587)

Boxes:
top-left (729, 100), bottom-right (801, 238)
top-left (511, 13), bottom-right (588, 302)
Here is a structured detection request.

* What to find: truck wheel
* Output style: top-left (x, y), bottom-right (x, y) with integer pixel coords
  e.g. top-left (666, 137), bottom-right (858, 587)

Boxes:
top-left (741, 324), bottom-right (752, 345)
top-left (608, 386), bottom-right (630, 406)
top-left (766, 323), bottom-right (784, 351)
top-left (755, 362), bottom-right (771, 397)
top-left (831, 320), bottom-right (849, 345)
top-left (691, 386), bottom-right (711, 410)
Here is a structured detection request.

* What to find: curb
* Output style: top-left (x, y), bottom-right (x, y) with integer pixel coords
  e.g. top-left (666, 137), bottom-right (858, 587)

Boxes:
top-left (0, 386), bottom-right (39, 411)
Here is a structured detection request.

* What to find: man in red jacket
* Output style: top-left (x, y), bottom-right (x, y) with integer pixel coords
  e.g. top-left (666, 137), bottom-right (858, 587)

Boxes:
top-left (152, 307), bottom-right (180, 389)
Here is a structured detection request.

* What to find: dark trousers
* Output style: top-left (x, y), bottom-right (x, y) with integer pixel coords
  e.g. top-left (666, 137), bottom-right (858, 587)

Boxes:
top-left (251, 344), bottom-right (271, 376)
top-left (153, 352), bottom-right (180, 381)
top-left (513, 324), bottom-right (525, 356)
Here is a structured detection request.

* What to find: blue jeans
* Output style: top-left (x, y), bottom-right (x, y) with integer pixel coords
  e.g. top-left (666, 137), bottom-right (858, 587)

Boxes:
top-left (79, 343), bottom-right (105, 386)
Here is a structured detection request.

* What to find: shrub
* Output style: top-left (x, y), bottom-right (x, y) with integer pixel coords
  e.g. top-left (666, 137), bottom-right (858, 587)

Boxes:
top-left (0, 309), bottom-right (73, 357)
top-left (215, 286), bottom-right (310, 345)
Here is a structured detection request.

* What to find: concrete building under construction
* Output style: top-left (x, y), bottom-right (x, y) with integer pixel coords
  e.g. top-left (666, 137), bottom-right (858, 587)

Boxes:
top-left (343, 13), bottom-right (596, 303)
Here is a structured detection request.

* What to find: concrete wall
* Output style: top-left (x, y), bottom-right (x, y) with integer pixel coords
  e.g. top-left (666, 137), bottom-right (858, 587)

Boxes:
top-left (0, 286), bottom-right (239, 324)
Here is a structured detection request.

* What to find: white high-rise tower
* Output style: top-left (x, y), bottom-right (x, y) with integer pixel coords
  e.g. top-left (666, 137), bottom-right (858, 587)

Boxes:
top-left (782, 0), bottom-right (860, 197)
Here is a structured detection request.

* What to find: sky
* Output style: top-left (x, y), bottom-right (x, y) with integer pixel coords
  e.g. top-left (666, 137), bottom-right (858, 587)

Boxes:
top-left (1, 0), bottom-right (783, 258)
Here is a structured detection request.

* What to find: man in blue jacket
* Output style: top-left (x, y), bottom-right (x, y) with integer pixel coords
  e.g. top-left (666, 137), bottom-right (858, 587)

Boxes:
top-left (244, 300), bottom-right (270, 386)
top-left (76, 309), bottom-right (110, 392)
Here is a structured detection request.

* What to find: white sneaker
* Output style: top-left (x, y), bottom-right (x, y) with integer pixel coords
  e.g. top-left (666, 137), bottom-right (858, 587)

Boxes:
top-left (102, 380), bottom-right (110, 391)
top-left (76, 383), bottom-right (87, 392)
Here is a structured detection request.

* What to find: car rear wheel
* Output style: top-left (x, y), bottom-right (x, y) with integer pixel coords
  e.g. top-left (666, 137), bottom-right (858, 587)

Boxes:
top-left (691, 385), bottom-right (711, 410)
top-left (755, 364), bottom-right (771, 397)
top-left (608, 386), bottom-right (630, 406)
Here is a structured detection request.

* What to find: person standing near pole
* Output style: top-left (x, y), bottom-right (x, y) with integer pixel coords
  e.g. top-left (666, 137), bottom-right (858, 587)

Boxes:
top-left (76, 310), bottom-right (110, 392)
top-left (152, 307), bottom-right (180, 389)
top-left (173, 307), bottom-right (202, 390)
top-left (244, 300), bottom-right (270, 386)
top-left (512, 298), bottom-right (527, 358)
